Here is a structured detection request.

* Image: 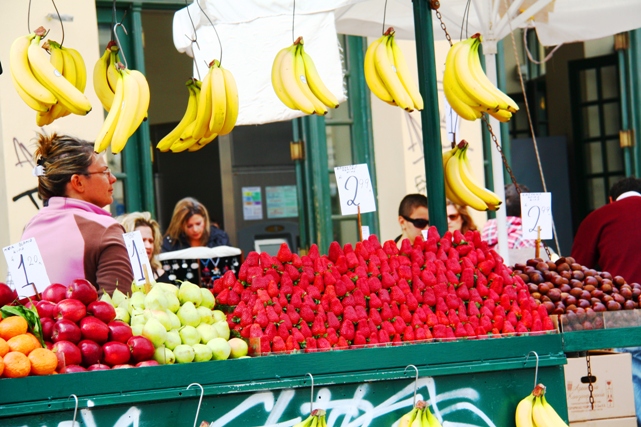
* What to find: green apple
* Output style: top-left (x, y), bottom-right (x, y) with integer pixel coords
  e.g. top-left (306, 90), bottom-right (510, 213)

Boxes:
top-left (177, 301), bottom-right (201, 327)
top-left (197, 306), bottom-right (215, 325)
top-left (164, 293), bottom-right (181, 313)
top-left (228, 338), bottom-right (249, 359)
top-left (178, 281), bottom-right (203, 307)
top-left (111, 288), bottom-right (127, 307)
top-left (114, 306), bottom-right (130, 324)
top-left (193, 343), bottom-right (213, 362)
top-left (155, 282), bottom-right (179, 296)
top-left (196, 323), bottom-right (218, 343)
top-left (207, 338), bottom-right (231, 361)
top-left (179, 325), bottom-right (201, 346)
top-left (142, 318), bottom-right (167, 347)
top-left (200, 288), bottom-right (216, 309)
top-left (213, 320), bottom-right (230, 340)
top-left (130, 291), bottom-right (146, 310)
top-left (174, 344), bottom-right (195, 363)
top-left (153, 347), bottom-right (175, 365)
top-left (131, 324), bottom-right (144, 336)
top-left (212, 310), bottom-right (227, 323)
top-left (164, 329), bottom-right (182, 350)
top-left (145, 287), bottom-right (169, 311)
top-left (166, 310), bottom-right (182, 330)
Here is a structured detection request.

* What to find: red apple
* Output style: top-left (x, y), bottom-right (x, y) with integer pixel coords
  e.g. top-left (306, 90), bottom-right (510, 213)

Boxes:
top-left (41, 317), bottom-right (56, 341)
top-left (45, 341), bottom-right (53, 350)
top-left (87, 301), bottom-right (116, 323)
top-left (136, 360), bottom-right (160, 367)
top-left (87, 363), bottom-right (111, 371)
top-left (107, 320), bottom-right (133, 343)
top-left (52, 340), bottom-right (82, 371)
top-left (0, 283), bottom-right (18, 306)
top-left (111, 364), bottom-right (135, 369)
top-left (35, 300), bottom-right (57, 319)
top-left (55, 299), bottom-right (87, 323)
top-left (42, 283), bottom-right (68, 303)
top-left (52, 318), bottom-right (82, 344)
top-left (78, 339), bottom-right (103, 367)
top-left (102, 341), bottom-right (131, 366)
top-left (66, 278), bottom-right (98, 305)
top-left (80, 317), bottom-right (110, 344)
top-left (59, 365), bottom-right (87, 373)
top-left (127, 335), bottom-right (155, 363)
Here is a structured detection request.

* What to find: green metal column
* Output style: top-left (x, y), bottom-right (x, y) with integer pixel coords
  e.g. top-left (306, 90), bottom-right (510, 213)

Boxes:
top-left (292, 119), bottom-right (311, 251)
top-left (632, 29), bottom-right (641, 176)
top-left (413, 0), bottom-right (447, 234)
top-left (496, 40), bottom-right (512, 184)
top-left (618, 45), bottom-right (633, 177)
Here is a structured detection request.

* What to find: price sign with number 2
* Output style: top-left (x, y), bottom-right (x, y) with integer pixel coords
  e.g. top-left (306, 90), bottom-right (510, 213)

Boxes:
top-left (3, 237), bottom-right (51, 298)
top-left (334, 164), bottom-right (376, 215)
top-left (520, 192), bottom-right (553, 240)
top-left (123, 231), bottom-right (154, 285)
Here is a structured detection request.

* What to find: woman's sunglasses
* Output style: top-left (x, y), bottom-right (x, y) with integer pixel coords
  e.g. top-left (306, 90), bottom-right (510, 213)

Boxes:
top-left (402, 215), bottom-right (429, 229)
top-left (447, 213), bottom-right (461, 221)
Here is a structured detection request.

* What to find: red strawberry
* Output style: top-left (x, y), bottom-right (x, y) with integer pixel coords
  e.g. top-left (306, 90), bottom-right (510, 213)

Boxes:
top-left (299, 321), bottom-right (312, 338)
top-left (311, 316), bottom-right (326, 337)
top-left (327, 311), bottom-right (341, 330)
top-left (326, 328), bottom-right (339, 346)
top-left (403, 325), bottom-right (415, 342)
top-left (260, 337), bottom-right (272, 354)
top-left (249, 323), bottom-right (264, 339)
top-left (316, 337), bottom-right (331, 351)
top-left (507, 311), bottom-right (518, 327)
top-left (436, 310), bottom-right (449, 326)
top-left (308, 244), bottom-right (320, 261)
top-left (339, 319), bottom-right (355, 341)
top-left (266, 306), bottom-right (280, 323)
top-left (399, 304), bottom-right (413, 323)
top-left (353, 332), bottom-right (368, 346)
top-left (502, 321), bottom-right (515, 334)
top-left (346, 252), bottom-right (359, 269)
top-left (355, 305), bottom-right (368, 322)
top-left (352, 288), bottom-right (367, 307)
top-left (356, 319), bottom-right (370, 337)
top-left (343, 243), bottom-right (354, 254)
top-left (432, 324), bottom-right (447, 339)
top-left (378, 288), bottom-right (391, 304)
top-left (467, 302), bottom-right (481, 318)
top-left (255, 310), bottom-right (269, 328)
top-left (478, 260), bottom-right (495, 277)
top-left (305, 337), bottom-right (317, 352)
top-left (456, 284), bottom-right (470, 301)
top-left (336, 336), bottom-right (350, 349)
top-left (330, 298), bottom-right (344, 316)
top-left (344, 276), bottom-right (356, 294)
top-left (343, 306), bottom-right (358, 323)
top-left (291, 254), bottom-right (303, 268)
top-left (492, 315), bottom-right (505, 331)
top-left (393, 317), bottom-right (406, 334)
top-left (447, 310), bottom-right (460, 325)
top-left (410, 249), bottom-right (425, 267)
top-left (422, 288), bottom-right (436, 307)
top-left (276, 243), bottom-right (293, 263)
top-left (383, 240), bottom-right (399, 256)
top-left (335, 256), bottom-right (348, 274)
top-left (405, 292), bottom-right (419, 311)
top-left (264, 323), bottom-right (277, 341)
top-left (279, 312), bottom-right (293, 330)
top-left (300, 305), bottom-right (316, 324)
top-left (531, 318), bottom-right (543, 332)
top-left (369, 308), bottom-right (383, 325)
top-left (287, 306), bottom-right (301, 326)
top-left (445, 293), bottom-right (460, 310)
top-left (285, 335), bottom-right (299, 351)
top-left (378, 329), bottom-right (391, 344)
top-left (368, 332), bottom-right (380, 345)
top-left (292, 327), bottom-right (306, 343)
top-left (328, 241), bottom-right (343, 263)
top-left (454, 322), bottom-right (467, 338)
top-left (515, 322), bottom-right (529, 334)
top-left (272, 336), bottom-right (286, 353)
top-left (381, 272), bottom-right (396, 289)
top-left (390, 286), bottom-right (406, 304)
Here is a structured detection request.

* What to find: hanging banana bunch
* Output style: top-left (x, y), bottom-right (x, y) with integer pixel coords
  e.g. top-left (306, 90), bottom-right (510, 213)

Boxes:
top-left (292, 409), bottom-right (327, 427)
top-left (272, 36), bottom-right (340, 115)
top-left (443, 33), bottom-right (519, 122)
top-left (93, 41), bottom-right (123, 113)
top-left (396, 400), bottom-right (443, 427)
top-left (9, 26), bottom-right (91, 125)
top-left (156, 78), bottom-right (201, 152)
top-left (515, 383), bottom-right (569, 427)
top-left (443, 141), bottom-right (502, 212)
top-left (364, 27), bottom-right (423, 111)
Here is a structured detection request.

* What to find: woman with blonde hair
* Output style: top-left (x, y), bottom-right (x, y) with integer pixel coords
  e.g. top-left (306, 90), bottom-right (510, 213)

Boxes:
top-left (118, 212), bottom-right (166, 281)
top-left (446, 200), bottom-right (477, 234)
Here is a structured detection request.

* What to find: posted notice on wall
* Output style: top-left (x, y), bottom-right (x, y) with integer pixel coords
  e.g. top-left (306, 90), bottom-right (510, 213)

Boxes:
top-left (242, 186), bottom-right (263, 220)
top-left (123, 230), bottom-right (155, 285)
top-left (520, 192), bottom-right (553, 240)
top-left (3, 237), bottom-right (51, 298)
top-left (334, 164), bottom-right (376, 215)
top-left (266, 185), bottom-right (298, 218)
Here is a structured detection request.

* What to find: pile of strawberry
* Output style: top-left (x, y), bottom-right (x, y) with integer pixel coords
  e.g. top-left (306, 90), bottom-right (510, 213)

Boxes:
top-left (212, 227), bottom-right (555, 354)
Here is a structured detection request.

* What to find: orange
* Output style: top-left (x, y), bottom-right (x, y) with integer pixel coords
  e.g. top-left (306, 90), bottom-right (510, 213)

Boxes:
top-left (0, 356), bottom-right (4, 377)
top-left (0, 316), bottom-right (28, 340)
top-left (8, 334), bottom-right (40, 355)
top-left (0, 338), bottom-right (9, 357)
top-left (3, 351), bottom-right (30, 378)
top-left (28, 348), bottom-right (57, 375)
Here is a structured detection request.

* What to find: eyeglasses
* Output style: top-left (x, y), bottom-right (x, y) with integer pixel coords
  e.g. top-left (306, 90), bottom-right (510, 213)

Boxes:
top-left (447, 213), bottom-right (461, 221)
top-left (84, 168), bottom-right (112, 177)
top-left (402, 215), bottom-right (429, 229)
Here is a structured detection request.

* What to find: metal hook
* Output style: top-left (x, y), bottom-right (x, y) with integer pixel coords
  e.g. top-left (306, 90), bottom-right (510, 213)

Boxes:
top-left (306, 372), bottom-right (315, 413)
top-left (187, 383), bottom-right (205, 427)
top-left (525, 351), bottom-right (540, 389)
top-left (113, 22), bottom-right (128, 69)
top-left (68, 394), bottom-right (79, 426)
top-left (404, 364), bottom-right (420, 406)
top-left (194, 0), bottom-right (223, 65)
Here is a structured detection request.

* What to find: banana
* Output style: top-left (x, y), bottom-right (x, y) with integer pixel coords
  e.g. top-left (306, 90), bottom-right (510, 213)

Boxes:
top-left (374, 33), bottom-right (414, 111)
top-left (129, 69), bottom-right (151, 128)
top-left (364, 35), bottom-right (394, 103)
top-left (111, 69), bottom-right (141, 154)
top-left (209, 62), bottom-right (227, 135)
top-left (192, 64), bottom-right (213, 140)
top-left (95, 68), bottom-right (124, 153)
top-left (300, 48), bottom-right (339, 109)
top-left (279, 43), bottom-right (316, 115)
top-left (424, 406), bottom-right (443, 427)
top-left (541, 395), bottom-right (569, 427)
top-left (443, 42), bottom-right (483, 121)
top-left (309, 416), bottom-right (318, 427)
top-left (486, 108), bottom-right (513, 123)
top-left (46, 41), bottom-right (65, 77)
top-left (458, 145), bottom-right (502, 208)
top-left (94, 46), bottom-right (115, 111)
top-left (10, 64), bottom-right (51, 113)
top-left (180, 120), bottom-right (198, 141)
top-left (398, 408), bottom-right (417, 427)
top-left (28, 36), bottom-right (92, 115)
top-left (219, 67), bottom-right (238, 135)
top-left (444, 147), bottom-right (488, 211)
top-left (292, 415), bottom-right (314, 427)
top-left (157, 80), bottom-right (200, 152)
top-left (410, 408), bottom-right (423, 427)
top-left (442, 147), bottom-right (467, 206)
top-left (272, 46), bottom-right (298, 110)
top-left (532, 396), bottom-right (556, 427)
top-left (452, 37), bottom-right (499, 112)
top-left (390, 35), bottom-right (423, 110)
top-left (515, 393), bottom-right (535, 427)
top-left (58, 45), bottom-right (77, 88)
top-left (10, 33), bottom-right (58, 107)
top-left (64, 45), bottom-right (87, 92)
top-left (107, 47), bottom-right (121, 93)
top-left (294, 43), bottom-right (327, 115)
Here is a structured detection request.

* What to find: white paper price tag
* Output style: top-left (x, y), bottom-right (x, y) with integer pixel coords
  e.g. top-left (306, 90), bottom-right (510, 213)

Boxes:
top-left (361, 226), bottom-right (370, 240)
top-left (334, 164), bottom-right (376, 215)
top-left (3, 238), bottom-right (51, 298)
top-left (123, 231), bottom-right (154, 284)
top-left (520, 192), bottom-right (553, 240)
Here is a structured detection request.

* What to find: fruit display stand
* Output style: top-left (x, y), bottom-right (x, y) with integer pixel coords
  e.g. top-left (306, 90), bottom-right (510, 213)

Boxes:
top-left (0, 333), bottom-right (566, 427)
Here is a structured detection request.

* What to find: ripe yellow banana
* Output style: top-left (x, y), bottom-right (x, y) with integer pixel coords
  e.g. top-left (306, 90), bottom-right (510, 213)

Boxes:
top-left (458, 145), bottom-right (502, 208)
top-left (157, 80), bottom-right (199, 152)
top-left (279, 43), bottom-right (316, 115)
top-left (515, 393), bottom-right (535, 427)
top-left (390, 36), bottom-right (423, 110)
top-left (364, 35), bottom-right (394, 103)
top-left (107, 47), bottom-right (121, 93)
top-left (452, 37), bottom-right (499, 112)
top-left (208, 62), bottom-right (227, 135)
top-left (424, 405), bottom-right (443, 427)
top-left (28, 36), bottom-right (92, 115)
top-left (486, 108), bottom-right (513, 123)
top-left (541, 395), bottom-right (569, 427)
top-left (94, 46), bottom-right (115, 112)
top-left (374, 33), bottom-right (413, 111)
top-left (532, 395), bottom-right (556, 427)
top-left (300, 48), bottom-right (339, 109)
top-left (95, 69), bottom-right (124, 153)
top-left (10, 33), bottom-right (57, 108)
top-left (192, 64), bottom-right (213, 140)
top-left (292, 414), bottom-right (314, 427)
top-left (129, 69), bottom-right (150, 128)
top-left (442, 147), bottom-right (467, 206)
top-left (443, 42), bottom-right (482, 121)
top-left (398, 407), bottom-right (418, 427)
top-left (64, 45), bottom-right (87, 92)
top-left (410, 408), bottom-right (423, 427)
top-left (219, 67), bottom-right (238, 135)
top-left (272, 46), bottom-right (298, 110)
top-left (59, 45), bottom-right (77, 88)
top-left (445, 147), bottom-right (488, 211)
top-left (294, 43), bottom-right (327, 115)
top-left (111, 69), bottom-right (141, 154)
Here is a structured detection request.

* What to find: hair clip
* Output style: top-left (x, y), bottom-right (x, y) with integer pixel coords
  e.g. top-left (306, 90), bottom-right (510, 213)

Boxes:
top-left (36, 157), bottom-right (46, 166)
top-left (32, 165), bottom-right (45, 177)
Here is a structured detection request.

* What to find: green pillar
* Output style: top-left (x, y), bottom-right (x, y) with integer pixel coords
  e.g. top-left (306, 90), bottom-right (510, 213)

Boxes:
top-left (412, 0), bottom-right (447, 235)
top-left (632, 29), bottom-right (641, 176)
top-left (496, 40), bottom-right (511, 184)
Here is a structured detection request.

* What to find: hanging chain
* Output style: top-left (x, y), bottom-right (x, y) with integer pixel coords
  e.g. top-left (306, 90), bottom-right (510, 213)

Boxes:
top-left (586, 354), bottom-right (595, 410)
top-left (430, 1), bottom-right (453, 47)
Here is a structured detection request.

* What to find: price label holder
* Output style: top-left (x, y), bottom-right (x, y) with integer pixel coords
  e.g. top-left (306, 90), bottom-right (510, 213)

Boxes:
top-left (3, 237), bottom-right (51, 298)
top-left (520, 192), bottom-right (553, 240)
top-left (361, 226), bottom-right (370, 240)
top-left (334, 164), bottom-right (376, 215)
top-left (123, 231), bottom-right (154, 286)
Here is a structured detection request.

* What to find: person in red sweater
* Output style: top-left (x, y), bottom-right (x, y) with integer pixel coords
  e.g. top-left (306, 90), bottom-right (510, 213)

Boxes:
top-left (571, 177), bottom-right (641, 284)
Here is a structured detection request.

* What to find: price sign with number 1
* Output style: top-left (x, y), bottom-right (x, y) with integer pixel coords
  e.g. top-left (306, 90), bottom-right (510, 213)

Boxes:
top-left (520, 192), bottom-right (553, 240)
top-left (123, 231), bottom-right (154, 285)
top-left (334, 164), bottom-right (377, 215)
top-left (3, 237), bottom-right (51, 298)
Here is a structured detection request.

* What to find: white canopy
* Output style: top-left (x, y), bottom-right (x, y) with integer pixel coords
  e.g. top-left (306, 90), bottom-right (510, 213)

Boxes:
top-left (158, 246), bottom-right (242, 261)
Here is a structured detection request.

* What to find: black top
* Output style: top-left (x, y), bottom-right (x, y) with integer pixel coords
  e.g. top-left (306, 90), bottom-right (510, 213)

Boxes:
top-left (160, 226), bottom-right (231, 253)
